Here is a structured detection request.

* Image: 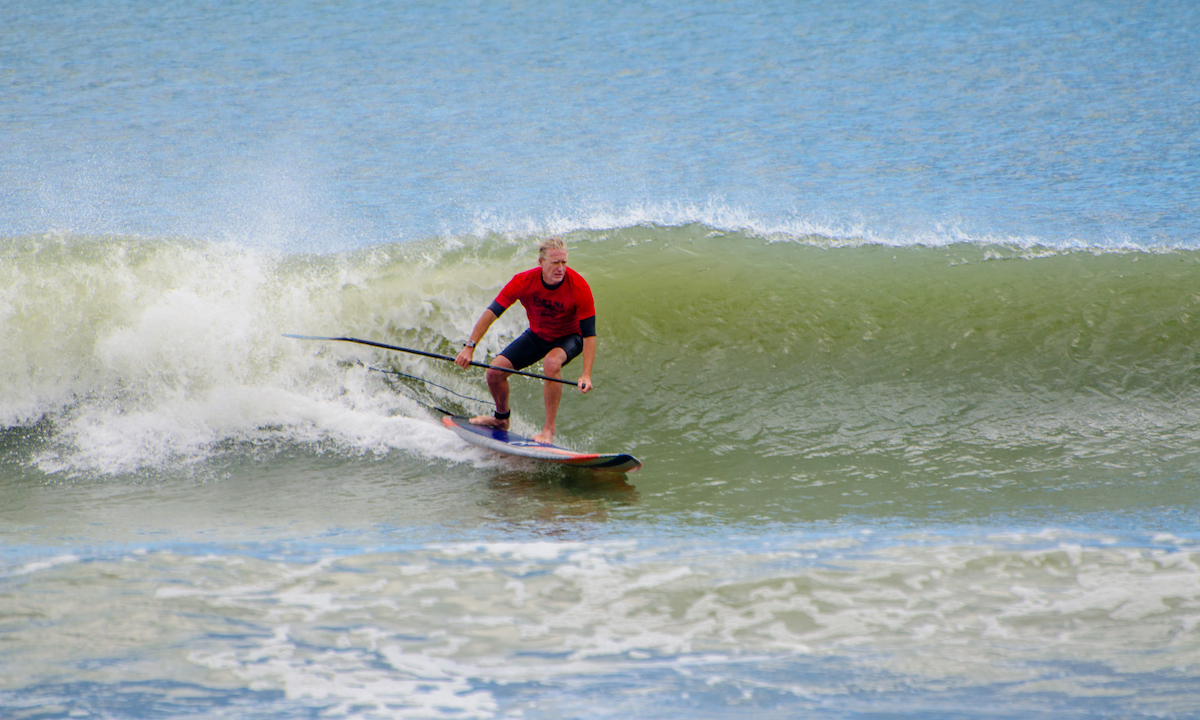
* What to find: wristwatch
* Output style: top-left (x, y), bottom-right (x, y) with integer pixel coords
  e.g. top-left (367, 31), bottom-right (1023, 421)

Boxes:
top-left (463, 340), bottom-right (476, 348)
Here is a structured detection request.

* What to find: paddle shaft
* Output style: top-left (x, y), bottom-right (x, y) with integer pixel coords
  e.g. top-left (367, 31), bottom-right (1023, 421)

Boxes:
top-left (283, 334), bottom-right (579, 386)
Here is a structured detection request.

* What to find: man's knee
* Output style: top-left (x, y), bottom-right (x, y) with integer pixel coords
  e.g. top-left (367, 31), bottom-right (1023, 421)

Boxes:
top-left (485, 358), bottom-right (514, 384)
top-left (542, 351), bottom-right (567, 375)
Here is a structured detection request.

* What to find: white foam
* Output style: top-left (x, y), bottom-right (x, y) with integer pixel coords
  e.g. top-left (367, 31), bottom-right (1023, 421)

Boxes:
top-left (3, 234), bottom-right (529, 475)
top-left (8, 535), bottom-right (1184, 716)
top-left (11, 554), bottom-right (79, 576)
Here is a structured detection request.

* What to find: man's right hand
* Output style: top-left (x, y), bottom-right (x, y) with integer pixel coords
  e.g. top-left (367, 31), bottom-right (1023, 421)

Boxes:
top-left (454, 345), bottom-right (474, 368)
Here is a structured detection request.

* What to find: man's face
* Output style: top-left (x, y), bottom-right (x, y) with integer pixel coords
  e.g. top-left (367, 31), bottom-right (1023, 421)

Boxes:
top-left (540, 248), bottom-right (568, 285)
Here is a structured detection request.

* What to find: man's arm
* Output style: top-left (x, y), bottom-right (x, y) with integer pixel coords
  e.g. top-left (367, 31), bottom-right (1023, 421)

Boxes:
top-left (455, 309), bottom-right (499, 367)
top-left (577, 335), bottom-right (596, 393)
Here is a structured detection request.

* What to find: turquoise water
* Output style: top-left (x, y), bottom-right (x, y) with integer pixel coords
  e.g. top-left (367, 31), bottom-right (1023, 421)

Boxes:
top-left (4, 2), bottom-right (1200, 718)
top-left (4, 0), bottom-right (1197, 247)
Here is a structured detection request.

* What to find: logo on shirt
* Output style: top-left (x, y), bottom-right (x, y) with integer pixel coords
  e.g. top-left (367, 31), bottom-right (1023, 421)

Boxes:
top-left (531, 297), bottom-right (567, 316)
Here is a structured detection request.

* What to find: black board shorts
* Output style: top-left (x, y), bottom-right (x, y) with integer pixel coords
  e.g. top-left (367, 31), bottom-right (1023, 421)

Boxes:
top-left (498, 329), bottom-right (584, 372)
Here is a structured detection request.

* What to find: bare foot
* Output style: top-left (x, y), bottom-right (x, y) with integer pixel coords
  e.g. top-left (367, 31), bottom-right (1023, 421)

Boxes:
top-left (532, 429), bottom-right (554, 445)
top-left (469, 414), bottom-right (509, 430)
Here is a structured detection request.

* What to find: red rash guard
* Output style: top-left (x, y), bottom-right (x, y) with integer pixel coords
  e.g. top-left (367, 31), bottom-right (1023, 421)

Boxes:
top-left (489, 267), bottom-right (596, 342)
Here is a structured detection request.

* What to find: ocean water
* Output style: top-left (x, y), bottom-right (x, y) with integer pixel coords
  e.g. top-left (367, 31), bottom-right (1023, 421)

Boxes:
top-left (3, 1), bottom-right (1200, 718)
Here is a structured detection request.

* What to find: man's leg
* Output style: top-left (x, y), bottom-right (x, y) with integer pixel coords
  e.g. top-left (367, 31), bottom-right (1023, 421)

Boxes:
top-left (534, 348), bottom-right (568, 444)
top-left (469, 355), bottom-right (514, 429)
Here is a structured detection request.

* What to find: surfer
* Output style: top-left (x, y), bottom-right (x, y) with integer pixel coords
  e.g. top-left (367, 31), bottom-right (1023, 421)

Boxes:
top-left (454, 237), bottom-right (595, 444)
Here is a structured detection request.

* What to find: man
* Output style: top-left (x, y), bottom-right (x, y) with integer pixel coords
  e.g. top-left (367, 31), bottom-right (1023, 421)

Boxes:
top-left (454, 237), bottom-right (596, 444)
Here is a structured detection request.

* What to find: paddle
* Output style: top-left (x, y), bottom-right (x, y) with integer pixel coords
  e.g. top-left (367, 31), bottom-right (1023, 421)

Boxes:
top-left (283, 334), bottom-right (579, 386)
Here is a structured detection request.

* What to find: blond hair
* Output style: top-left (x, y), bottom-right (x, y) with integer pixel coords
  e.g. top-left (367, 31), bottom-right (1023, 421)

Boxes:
top-left (537, 237), bottom-right (567, 260)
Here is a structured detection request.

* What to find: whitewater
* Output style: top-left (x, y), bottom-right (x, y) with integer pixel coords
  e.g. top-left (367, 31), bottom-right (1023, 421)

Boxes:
top-left (4, 1), bottom-right (1200, 718)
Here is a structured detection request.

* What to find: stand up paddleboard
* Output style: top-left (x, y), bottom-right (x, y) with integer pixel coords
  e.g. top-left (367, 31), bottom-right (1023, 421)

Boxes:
top-left (442, 415), bottom-right (642, 472)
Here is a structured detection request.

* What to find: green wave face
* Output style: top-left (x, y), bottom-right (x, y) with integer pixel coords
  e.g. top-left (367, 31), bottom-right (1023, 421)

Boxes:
top-left (568, 229), bottom-right (1200, 521)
